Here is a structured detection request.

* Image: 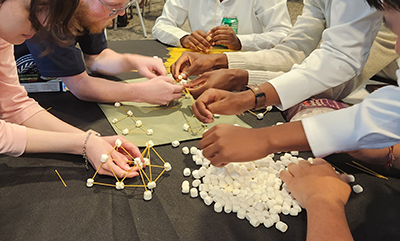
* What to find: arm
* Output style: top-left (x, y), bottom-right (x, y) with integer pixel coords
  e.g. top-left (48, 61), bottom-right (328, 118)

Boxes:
top-left (151, 0), bottom-right (190, 47)
top-left (235, 0), bottom-right (292, 51)
top-left (280, 158), bottom-right (353, 241)
top-left (84, 48), bottom-right (168, 79)
top-left (61, 72), bottom-right (183, 105)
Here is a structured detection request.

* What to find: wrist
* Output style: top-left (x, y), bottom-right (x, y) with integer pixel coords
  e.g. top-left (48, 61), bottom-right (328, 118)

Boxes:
top-left (180, 35), bottom-right (189, 47)
top-left (213, 54), bottom-right (229, 69)
top-left (231, 69), bottom-right (248, 90)
top-left (245, 84), bottom-right (266, 110)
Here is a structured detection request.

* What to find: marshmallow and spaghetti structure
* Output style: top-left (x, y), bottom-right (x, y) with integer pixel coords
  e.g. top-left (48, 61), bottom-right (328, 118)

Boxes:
top-left (111, 102), bottom-right (153, 136)
top-left (86, 139), bottom-right (172, 201)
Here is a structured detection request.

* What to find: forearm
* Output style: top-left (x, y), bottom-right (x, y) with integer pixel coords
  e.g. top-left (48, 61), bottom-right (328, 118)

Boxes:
top-left (306, 199), bottom-right (353, 241)
top-left (25, 128), bottom-right (86, 154)
top-left (261, 121), bottom-right (311, 154)
top-left (85, 49), bottom-right (135, 76)
top-left (21, 109), bottom-right (82, 133)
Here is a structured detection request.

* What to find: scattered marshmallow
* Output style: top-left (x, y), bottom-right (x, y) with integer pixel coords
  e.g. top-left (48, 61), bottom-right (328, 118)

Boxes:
top-left (352, 184), bottom-right (363, 194)
top-left (164, 162), bottom-right (172, 171)
top-left (275, 221), bottom-right (288, 233)
top-left (182, 180), bottom-right (190, 194)
top-left (144, 190), bottom-right (152, 201)
top-left (190, 147), bottom-right (198, 155)
top-left (290, 151), bottom-right (299, 156)
top-left (182, 146), bottom-right (190, 155)
top-left (190, 188), bottom-right (199, 198)
top-left (183, 167), bottom-right (191, 177)
top-left (122, 128), bottom-right (129, 135)
top-left (86, 178), bottom-right (94, 187)
top-left (115, 139), bottom-right (122, 147)
top-left (347, 174), bottom-right (356, 183)
top-left (100, 154), bottom-right (108, 163)
top-left (213, 114), bottom-right (220, 118)
top-left (146, 129), bottom-right (153, 135)
top-left (172, 140), bottom-right (180, 148)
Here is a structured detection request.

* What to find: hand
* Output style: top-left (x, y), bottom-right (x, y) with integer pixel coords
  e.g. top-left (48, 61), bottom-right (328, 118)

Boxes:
top-left (185, 69), bottom-right (248, 98)
top-left (208, 26), bottom-right (242, 50)
top-left (280, 158), bottom-right (351, 210)
top-left (200, 124), bottom-right (270, 167)
top-left (192, 88), bottom-right (255, 123)
top-left (134, 55), bottom-right (168, 79)
top-left (137, 76), bottom-right (183, 105)
top-left (170, 52), bottom-right (228, 80)
top-left (180, 30), bottom-right (212, 53)
top-left (86, 135), bottom-right (142, 178)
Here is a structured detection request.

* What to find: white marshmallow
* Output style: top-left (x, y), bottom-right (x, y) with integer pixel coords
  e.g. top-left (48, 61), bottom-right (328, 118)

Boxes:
top-left (127, 110), bottom-right (133, 116)
top-left (347, 174), bottom-right (356, 183)
top-left (275, 221), bottom-right (288, 233)
top-left (147, 181), bottom-right (156, 189)
top-left (182, 185), bottom-right (190, 194)
top-left (213, 114), bottom-right (220, 118)
top-left (183, 123), bottom-right (189, 131)
top-left (115, 181), bottom-right (124, 190)
top-left (290, 151), bottom-right (299, 156)
top-left (115, 139), bottom-right (122, 147)
top-left (146, 140), bottom-right (154, 147)
top-left (146, 129), bottom-right (153, 135)
top-left (114, 102), bottom-right (121, 107)
top-left (86, 178), bottom-right (94, 187)
top-left (143, 190), bottom-right (152, 201)
top-left (182, 146), bottom-right (190, 155)
top-left (183, 168), bottom-right (191, 177)
top-left (143, 158), bottom-right (150, 165)
top-left (266, 106), bottom-right (273, 111)
top-left (135, 120), bottom-right (142, 127)
top-left (112, 118), bottom-right (118, 124)
top-left (192, 179), bottom-right (201, 187)
top-left (122, 128), bottom-right (129, 135)
top-left (100, 154), bottom-right (108, 163)
top-left (192, 170), bottom-right (200, 179)
top-left (171, 140), bottom-right (180, 148)
top-left (190, 188), bottom-right (199, 198)
top-left (257, 113), bottom-right (264, 120)
top-left (204, 196), bottom-right (214, 206)
top-left (352, 184), bottom-right (363, 193)
top-left (237, 209), bottom-right (246, 219)
top-left (164, 162), bottom-right (172, 171)
top-left (190, 146), bottom-right (198, 155)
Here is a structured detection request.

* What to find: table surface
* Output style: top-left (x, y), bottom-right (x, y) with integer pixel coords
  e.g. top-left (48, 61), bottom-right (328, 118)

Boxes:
top-left (1, 40), bottom-right (399, 241)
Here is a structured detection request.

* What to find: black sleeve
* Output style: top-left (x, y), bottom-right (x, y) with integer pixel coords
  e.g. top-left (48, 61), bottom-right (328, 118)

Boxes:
top-left (77, 31), bottom-right (107, 55)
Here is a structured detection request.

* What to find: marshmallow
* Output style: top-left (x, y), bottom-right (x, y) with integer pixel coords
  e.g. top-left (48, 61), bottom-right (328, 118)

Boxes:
top-left (183, 168), bottom-right (191, 177)
top-left (115, 181), bottom-right (124, 190)
top-left (135, 120), bottom-right (142, 127)
top-left (112, 118), bottom-right (118, 124)
top-left (183, 123), bottom-right (189, 131)
top-left (86, 178), bottom-right (94, 187)
top-left (190, 146), bottom-right (198, 155)
top-left (192, 179), bottom-right (201, 187)
top-left (290, 151), bottom-right (299, 156)
top-left (114, 102), bottom-right (121, 107)
top-left (214, 202), bottom-right (223, 213)
top-left (122, 128), bottom-right (129, 135)
top-left (146, 129), bottom-right (153, 135)
top-left (237, 209), bottom-right (246, 220)
top-left (213, 114), bottom-right (220, 118)
top-left (146, 140), bottom-right (154, 147)
top-left (266, 106), bottom-right (273, 111)
top-left (100, 154), bottom-right (108, 163)
top-left (178, 74), bottom-right (183, 80)
top-left (257, 113), bottom-right (264, 120)
top-left (127, 110), bottom-right (133, 116)
top-left (182, 146), bottom-right (190, 155)
top-left (144, 190), bottom-right (152, 201)
top-left (164, 162), bottom-right (172, 171)
top-left (115, 139), bottom-right (122, 147)
top-left (190, 188), bottom-right (199, 198)
top-left (352, 184), bottom-right (363, 193)
top-left (275, 221), bottom-right (288, 233)
top-left (204, 196), bottom-right (214, 206)
top-left (347, 174), bottom-right (356, 183)
top-left (147, 181), bottom-right (156, 189)
top-left (143, 158), bottom-right (150, 165)
top-left (172, 140), bottom-right (180, 148)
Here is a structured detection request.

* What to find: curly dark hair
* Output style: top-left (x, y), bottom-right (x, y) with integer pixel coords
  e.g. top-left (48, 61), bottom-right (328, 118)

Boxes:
top-left (366, 0), bottom-right (400, 11)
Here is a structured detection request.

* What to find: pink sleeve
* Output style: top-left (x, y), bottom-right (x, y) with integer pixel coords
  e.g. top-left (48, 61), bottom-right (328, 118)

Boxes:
top-left (0, 38), bottom-right (44, 156)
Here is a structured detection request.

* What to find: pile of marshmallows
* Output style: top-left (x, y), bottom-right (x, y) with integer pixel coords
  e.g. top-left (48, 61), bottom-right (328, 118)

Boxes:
top-left (172, 140), bottom-right (363, 232)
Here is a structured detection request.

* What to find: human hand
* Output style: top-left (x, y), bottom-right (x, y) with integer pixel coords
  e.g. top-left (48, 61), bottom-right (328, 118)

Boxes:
top-left (208, 26), bottom-right (241, 50)
top-left (137, 76), bottom-right (183, 105)
top-left (185, 69), bottom-right (248, 98)
top-left (199, 124), bottom-right (270, 167)
top-left (180, 30), bottom-right (212, 53)
top-left (86, 135), bottom-right (142, 178)
top-left (280, 158), bottom-right (351, 210)
top-left (135, 55), bottom-right (168, 79)
top-left (192, 88), bottom-right (255, 123)
top-left (170, 52), bottom-right (228, 80)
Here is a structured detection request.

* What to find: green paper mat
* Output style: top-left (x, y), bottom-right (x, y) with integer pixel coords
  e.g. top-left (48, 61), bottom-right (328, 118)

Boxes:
top-left (98, 78), bottom-right (251, 147)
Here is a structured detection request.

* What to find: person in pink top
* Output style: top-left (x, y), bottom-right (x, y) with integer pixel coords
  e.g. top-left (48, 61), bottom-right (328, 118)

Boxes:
top-left (0, 0), bottom-right (140, 178)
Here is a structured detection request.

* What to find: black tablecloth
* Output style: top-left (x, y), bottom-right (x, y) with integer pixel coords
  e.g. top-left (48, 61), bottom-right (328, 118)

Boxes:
top-left (0, 40), bottom-right (399, 241)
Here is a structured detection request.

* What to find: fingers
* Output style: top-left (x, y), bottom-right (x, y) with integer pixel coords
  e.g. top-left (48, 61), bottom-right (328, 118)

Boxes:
top-left (185, 75), bottom-right (207, 88)
top-left (192, 93), bottom-right (215, 123)
top-left (188, 85), bottom-right (207, 99)
top-left (279, 169), bottom-right (293, 185)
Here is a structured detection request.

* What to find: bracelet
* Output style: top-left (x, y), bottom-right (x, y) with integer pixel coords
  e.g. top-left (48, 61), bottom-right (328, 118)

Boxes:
top-left (385, 145), bottom-right (396, 170)
top-left (83, 132), bottom-right (93, 170)
top-left (246, 84), bottom-right (266, 110)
